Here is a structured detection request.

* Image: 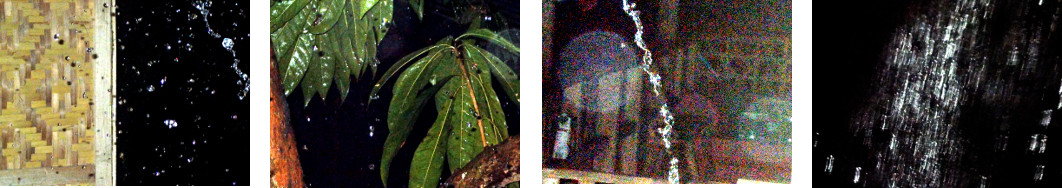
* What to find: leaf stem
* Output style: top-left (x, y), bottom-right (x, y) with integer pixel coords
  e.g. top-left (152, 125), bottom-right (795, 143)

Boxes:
top-left (456, 50), bottom-right (488, 147)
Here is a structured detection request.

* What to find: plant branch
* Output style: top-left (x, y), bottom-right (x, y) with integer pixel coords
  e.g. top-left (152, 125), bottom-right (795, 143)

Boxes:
top-left (456, 50), bottom-right (488, 147)
top-left (443, 136), bottom-right (520, 188)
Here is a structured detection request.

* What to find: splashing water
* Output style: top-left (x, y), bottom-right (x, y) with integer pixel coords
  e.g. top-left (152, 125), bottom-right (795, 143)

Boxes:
top-left (195, 0), bottom-right (248, 100)
top-left (622, 0), bottom-right (679, 184)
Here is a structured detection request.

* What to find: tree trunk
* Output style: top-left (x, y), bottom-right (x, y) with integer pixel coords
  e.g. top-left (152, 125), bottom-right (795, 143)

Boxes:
top-left (271, 51), bottom-right (305, 188)
top-left (444, 136), bottom-right (520, 188)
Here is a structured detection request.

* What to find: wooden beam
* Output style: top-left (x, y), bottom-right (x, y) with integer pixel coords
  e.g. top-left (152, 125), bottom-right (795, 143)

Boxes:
top-left (91, 0), bottom-right (114, 185)
top-left (0, 165), bottom-right (94, 185)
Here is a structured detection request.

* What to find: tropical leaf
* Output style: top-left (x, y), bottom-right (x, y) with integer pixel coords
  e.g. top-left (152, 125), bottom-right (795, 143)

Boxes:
top-left (408, 90), bottom-right (452, 188)
top-left (365, 0), bottom-right (393, 43)
top-left (271, 0), bottom-right (392, 101)
top-left (368, 38), bottom-right (453, 105)
top-left (280, 33), bottom-right (314, 96)
top-left (330, 17), bottom-right (353, 100)
top-left (270, 0), bottom-right (312, 33)
top-left (410, 0), bottom-right (424, 20)
top-left (465, 49), bottom-right (509, 139)
top-left (380, 48), bottom-right (452, 187)
top-left (467, 45), bottom-right (519, 104)
top-left (443, 77), bottom-right (483, 173)
top-left (309, 0), bottom-right (347, 34)
top-left (358, 0), bottom-right (383, 18)
top-left (458, 28), bottom-right (520, 55)
top-left (379, 27), bottom-right (519, 187)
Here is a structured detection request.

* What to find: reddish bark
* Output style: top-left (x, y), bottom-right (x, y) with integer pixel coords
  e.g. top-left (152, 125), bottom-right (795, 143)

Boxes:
top-left (271, 51), bottom-right (305, 188)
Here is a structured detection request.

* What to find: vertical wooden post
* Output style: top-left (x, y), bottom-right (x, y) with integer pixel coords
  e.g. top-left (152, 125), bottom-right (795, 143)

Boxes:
top-left (92, 0), bottom-right (115, 185)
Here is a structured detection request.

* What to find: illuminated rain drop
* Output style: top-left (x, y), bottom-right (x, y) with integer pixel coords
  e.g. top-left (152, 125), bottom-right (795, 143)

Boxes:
top-left (853, 167), bottom-right (862, 183)
top-left (222, 38), bottom-right (234, 51)
top-left (164, 119), bottom-right (178, 129)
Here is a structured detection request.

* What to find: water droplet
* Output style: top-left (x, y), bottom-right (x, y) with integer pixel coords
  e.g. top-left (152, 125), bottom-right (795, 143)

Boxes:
top-left (825, 155), bottom-right (834, 174)
top-left (164, 119), bottom-right (178, 129)
top-left (368, 164), bottom-right (376, 170)
top-left (53, 34), bottom-right (59, 40)
top-left (369, 125), bottom-right (375, 137)
top-left (1034, 165), bottom-right (1045, 181)
top-left (166, 43), bottom-right (171, 50)
top-left (306, 116), bottom-right (311, 123)
top-left (853, 167), bottom-right (862, 183)
top-left (222, 38), bottom-right (234, 51)
top-left (160, 77), bottom-right (167, 85)
top-left (147, 85), bottom-right (155, 92)
top-left (370, 94), bottom-right (380, 100)
top-left (154, 171), bottom-right (160, 176)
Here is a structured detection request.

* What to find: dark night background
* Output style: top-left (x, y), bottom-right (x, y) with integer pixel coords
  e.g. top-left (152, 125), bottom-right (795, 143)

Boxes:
top-left (815, 0), bottom-right (1062, 187)
top-left (116, 0), bottom-right (249, 185)
top-left (280, 0), bottom-right (519, 187)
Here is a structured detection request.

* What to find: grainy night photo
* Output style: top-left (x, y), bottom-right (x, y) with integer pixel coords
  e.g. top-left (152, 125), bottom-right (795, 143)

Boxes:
top-left (815, 0), bottom-right (1062, 187)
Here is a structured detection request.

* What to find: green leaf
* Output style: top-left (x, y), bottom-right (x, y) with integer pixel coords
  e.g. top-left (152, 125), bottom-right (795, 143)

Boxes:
top-left (358, 0), bottom-right (382, 18)
top-left (330, 20), bottom-right (352, 101)
top-left (309, 0), bottom-right (347, 34)
top-left (270, 0), bottom-right (312, 33)
top-left (272, 0), bottom-right (391, 100)
top-left (464, 48), bottom-right (509, 139)
top-left (338, 6), bottom-right (362, 81)
top-left (443, 78), bottom-right (480, 173)
top-left (368, 42), bottom-right (451, 105)
top-left (409, 0), bottom-right (423, 20)
top-left (272, 0), bottom-right (315, 79)
top-left (344, 0), bottom-right (368, 79)
top-left (366, 29), bottom-right (380, 75)
top-left (364, 0), bottom-right (392, 43)
top-left (467, 45), bottom-right (519, 105)
top-left (408, 82), bottom-right (458, 188)
top-left (282, 33), bottom-right (314, 96)
top-left (445, 53), bottom-right (504, 173)
top-left (457, 29), bottom-right (520, 56)
top-left (313, 34), bottom-right (336, 101)
top-left (380, 49), bottom-right (452, 187)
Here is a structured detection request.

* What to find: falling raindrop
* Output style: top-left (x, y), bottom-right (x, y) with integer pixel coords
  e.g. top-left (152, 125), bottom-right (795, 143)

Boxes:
top-left (825, 155), bottom-right (835, 174)
top-left (853, 167), bottom-right (862, 183)
top-left (164, 119), bottom-right (178, 129)
top-left (222, 38), bottom-right (234, 51)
